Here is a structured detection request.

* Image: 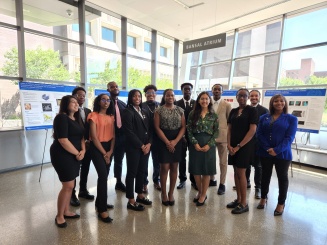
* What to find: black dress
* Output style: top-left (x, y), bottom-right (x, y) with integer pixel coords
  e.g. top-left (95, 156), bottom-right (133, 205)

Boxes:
top-left (50, 114), bottom-right (84, 182)
top-left (227, 105), bottom-right (258, 168)
top-left (156, 106), bottom-right (184, 163)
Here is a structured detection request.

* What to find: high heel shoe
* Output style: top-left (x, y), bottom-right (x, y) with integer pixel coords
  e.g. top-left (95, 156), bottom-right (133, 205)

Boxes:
top-left (257, 198), bottom-right (268, 209)
top-left (274, 204), bottom-right (285, 216)
top-left (196, 196), bottom-right (207, 206)
top-left (98, 213), bottom-right (113, 223)
top-left (161, 194), bottom-right (169, 206)
top-left (168, 192), bottom-right (175, 206)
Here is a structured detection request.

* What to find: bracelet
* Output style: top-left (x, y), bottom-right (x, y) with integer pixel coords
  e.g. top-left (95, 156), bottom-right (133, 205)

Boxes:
top-left (237, 144), bottom-right (242, 148)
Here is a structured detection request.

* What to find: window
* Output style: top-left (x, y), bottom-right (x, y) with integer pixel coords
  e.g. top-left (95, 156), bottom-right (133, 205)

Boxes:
top-left (102, 27), bottom-right (116, 42)
top-left (72, 22), bottom-right (91, 35)
top-left (160, 46), bottom-right (167, 57)
top-left (202, 35), bottom-right (234, 64)
top-left (127, 36), bottom-right (136, 48)
top-left (144, 41), bottom-right (151, 52)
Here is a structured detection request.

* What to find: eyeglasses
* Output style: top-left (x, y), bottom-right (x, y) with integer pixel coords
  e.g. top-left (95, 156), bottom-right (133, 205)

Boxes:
top-left (75, 94), bottom-right (85, 98)
top-left (146, 92), bottom-right (156, 95)
top-left (101, 98), bottom-right (111, 103)
top-left (236, 94), bottom-right (248, 98)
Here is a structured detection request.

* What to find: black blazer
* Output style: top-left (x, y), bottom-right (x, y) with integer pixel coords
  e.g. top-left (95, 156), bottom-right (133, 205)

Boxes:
top-left (77, 107), bottom-right (91, 140)
top-left (176, 99), bottom-right (195, 123)
top-left (256, 104), bottom-right (269, 117)
top-left (122, 106), bottom-right (152, 149)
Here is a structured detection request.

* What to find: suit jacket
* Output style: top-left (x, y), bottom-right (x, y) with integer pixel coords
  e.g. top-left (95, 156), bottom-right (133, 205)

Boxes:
top-left (214, 99), bottom-right (232, 143)
top-left (176, 99), bottom-right (195, 123)
top-left (77, 107), bottom-right (91, 140)
top-left (255, 104), bottom-right (269, 117)
top-left (122, 106), bottom-right (152, 150)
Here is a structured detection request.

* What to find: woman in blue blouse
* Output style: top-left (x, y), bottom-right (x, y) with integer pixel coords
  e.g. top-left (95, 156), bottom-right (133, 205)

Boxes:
top-left (256, 94), bottom-right (297, 216)
top-left (188, 92), bottom-right (219, 206)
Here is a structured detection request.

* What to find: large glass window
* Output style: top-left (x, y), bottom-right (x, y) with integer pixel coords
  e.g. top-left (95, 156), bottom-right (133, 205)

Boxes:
top-left (283, 8), bottom-right (327, 49)
top-left (127, 57), bottom-right (151, 90)
top-left (157, 64), bottom-right (173, 89)
top-left (144, 41), bottom-right (151, 53)
top-left (86, 47), bottom-right (121, 87)
top-left (0, 79), bottom-right (22, 129)
top-left (160, 46), bottom-right (167, 57)
top-left (72, 22), bottom-right (91, 35)
top-left (279, 46), bottom-right (327, 86)
top-left (24, 33), bottom-right (80, 82)
top-left (127, 23), bottom-right (151, 58)
top-left (235, 20), bottom-right (281, 58)
top-left (0, 27), bottom-right (18, 76)
top-left (0, 0), bottom-right (16, 25)
top-left (202, 34), bottom-right (234, 64)
top-left (158, 35), bottom-right (174, 65)
top-left (199, 62), bottom-right (231, 89)
top-left (127, 36), bottom-right (136, 48)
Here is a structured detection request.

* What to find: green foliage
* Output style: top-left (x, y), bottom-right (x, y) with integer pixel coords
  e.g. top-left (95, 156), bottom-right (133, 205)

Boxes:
top-left (279, 77), bottom-right (304, 86)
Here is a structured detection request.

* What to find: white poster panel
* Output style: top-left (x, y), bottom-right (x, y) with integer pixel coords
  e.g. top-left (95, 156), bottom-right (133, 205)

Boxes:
top-left (263, 89), bottom-right (327, 133)
top-left (19, 82), bottom-right (75, 131)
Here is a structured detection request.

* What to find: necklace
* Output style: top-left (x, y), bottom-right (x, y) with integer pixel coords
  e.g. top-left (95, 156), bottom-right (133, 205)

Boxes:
top-left (146, 103), bottom-right (158, 114)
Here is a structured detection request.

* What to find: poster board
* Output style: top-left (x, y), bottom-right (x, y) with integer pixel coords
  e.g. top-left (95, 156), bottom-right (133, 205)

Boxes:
top-left (19, 82), bottom-right (75, 131)
top-left (263, 89), bottom-right (327, 133)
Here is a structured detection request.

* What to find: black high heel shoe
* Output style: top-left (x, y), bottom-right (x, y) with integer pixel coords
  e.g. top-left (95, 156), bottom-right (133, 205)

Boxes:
top-left (196, 196), bottom-right (207, 206)
top-left (274, 204), bottom-right (285, 216)
top-left (98, 213), bottom-right (113, 223)
top-left (168, 192), bottom-right (175, 206)
top-left (257, 198), bottom-right (268, 209)
top-left (161, 194), bottom-right (169, 206)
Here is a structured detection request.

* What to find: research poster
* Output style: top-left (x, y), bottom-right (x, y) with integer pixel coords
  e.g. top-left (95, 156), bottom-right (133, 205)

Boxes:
top-left (19, 82), bottom-right (75, 131)
top-left (263, 89), bottom-right (327, 133)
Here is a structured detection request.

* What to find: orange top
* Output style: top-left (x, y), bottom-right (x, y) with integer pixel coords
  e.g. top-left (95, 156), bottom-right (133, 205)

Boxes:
top-left (87, 112), bottom-right (114, 142)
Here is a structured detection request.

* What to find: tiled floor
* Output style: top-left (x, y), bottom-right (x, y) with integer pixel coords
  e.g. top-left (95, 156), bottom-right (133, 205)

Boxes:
top-left (0, 160), bottom-right (326, 245)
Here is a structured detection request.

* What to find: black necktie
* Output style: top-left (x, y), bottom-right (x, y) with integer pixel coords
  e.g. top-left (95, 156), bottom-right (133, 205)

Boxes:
top-left (186, 101), bottom-right (190, 109)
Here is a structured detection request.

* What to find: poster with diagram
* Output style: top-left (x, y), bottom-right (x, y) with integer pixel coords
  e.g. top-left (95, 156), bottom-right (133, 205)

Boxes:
top-left (262, 89), bottom-right (327, 133)
top-left (19, 82), bottom-right (75, 131)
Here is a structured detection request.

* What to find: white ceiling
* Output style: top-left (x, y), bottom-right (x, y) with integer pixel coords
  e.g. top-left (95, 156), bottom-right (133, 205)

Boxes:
top-left (88, 0), bottom-right (327, 41)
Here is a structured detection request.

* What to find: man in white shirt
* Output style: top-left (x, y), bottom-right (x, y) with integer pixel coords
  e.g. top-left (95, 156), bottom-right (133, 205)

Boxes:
top-left (211, 84), bottom-right (232, 195)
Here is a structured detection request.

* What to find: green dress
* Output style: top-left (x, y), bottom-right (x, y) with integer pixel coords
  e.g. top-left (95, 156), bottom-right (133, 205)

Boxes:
top-left (187, 111), bottom-right (219, 175)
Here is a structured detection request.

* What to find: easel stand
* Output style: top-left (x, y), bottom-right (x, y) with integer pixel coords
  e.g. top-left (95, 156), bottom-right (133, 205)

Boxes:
top-left (38, 128), bottom-right (49, 182)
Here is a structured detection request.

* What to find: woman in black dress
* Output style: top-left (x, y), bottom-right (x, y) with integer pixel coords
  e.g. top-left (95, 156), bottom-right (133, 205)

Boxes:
top-left (187, 92), bottom-right (219, 206)
top-left (226, 89), bottom-right (258, 214)
top-left (154, 89), bottom-right (185, 206)
top-left (50, 95), bottom-right (85, 228)
top-left (122, 89), bottom-right (152, 211)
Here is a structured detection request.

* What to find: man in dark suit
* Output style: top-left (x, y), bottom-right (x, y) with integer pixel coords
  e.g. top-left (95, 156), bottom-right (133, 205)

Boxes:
top-left (176, 82), bottom-right (196, 189)
top-left (142, 85), bottom-right (161, 192)
top-left (70, 87), bottom-right (94, 207)
top-left (248, 90), bottom-right (269, 199)
top-left (107, 81), bottom-right (127, 192)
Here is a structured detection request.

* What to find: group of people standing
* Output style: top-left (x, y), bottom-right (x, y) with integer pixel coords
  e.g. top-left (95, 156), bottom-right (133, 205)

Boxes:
top-left (50, 81), bottom-right (297, 228)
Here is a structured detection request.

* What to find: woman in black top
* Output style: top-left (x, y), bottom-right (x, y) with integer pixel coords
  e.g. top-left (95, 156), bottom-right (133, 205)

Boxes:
top-left (122, 89), bottom-right (153, 211)
top-left (50, 95), bottom-right (85, 228)
top-left (226, 89), bottom-right (258, 214)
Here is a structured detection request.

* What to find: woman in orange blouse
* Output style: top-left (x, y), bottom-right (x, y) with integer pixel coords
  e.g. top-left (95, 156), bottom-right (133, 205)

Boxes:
top-left (88, 93), bottom-right (115, 223)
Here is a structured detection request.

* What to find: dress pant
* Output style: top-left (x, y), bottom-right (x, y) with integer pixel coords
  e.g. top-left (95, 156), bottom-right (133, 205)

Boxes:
top-left (179, 139), bottom-right (195, 184)
top-left (126, 147), bottom-right (150, 199)
top-left (246, 155), bottom-right (262, 188)
top-left (260, 157), bottom-right (291, 205)
top-left (144, 136), bottom-right (160, 185)
top-left (112, 129), bottom-right (126, 180)
top-left (79, 148), bottom-right (92, 191)
top-left (90, 141), bottom-right (111, 213)
top-left (216, 142), bottom-right (228, 184)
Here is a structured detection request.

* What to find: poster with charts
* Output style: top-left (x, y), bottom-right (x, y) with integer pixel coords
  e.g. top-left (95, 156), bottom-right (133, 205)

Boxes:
top-left (262, 89), bottom-right (327, 134)
top-left (19, 82), bottom-right (75, 131)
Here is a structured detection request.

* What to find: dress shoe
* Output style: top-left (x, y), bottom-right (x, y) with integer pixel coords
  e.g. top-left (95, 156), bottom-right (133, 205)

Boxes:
top-left (274, 204), bottom-right (285, 216)
top-left (55, 218), bottom-right (67, 228)
top-left (255, 188), bottom-right (261, 199)
top-left (226, 199), bottom-right (240, 209)
top-left (142, 185), bottom-right (148, 194)
top-left (247, 182), bottom-right (251, 189)
top-left (107, 204), bottom-right (114, 209)
top-left (257, 198), bottom-right (267, 209)
top-left (64, 213), bottom-right (80, 219)
top-left (232, 186), bottom-right (236, 190)
top-left (193, 196), bottom-right (199, 203)
top-left (78, 190), bottom-right (94, 200)
top-left (98, 213), bottom-right (113, 223)
top-left (168, 200), bottom-right (175, 206)
top-left (217, 184), bottom-right (226, 195)
top-left (191, 182), bottom-right (198, 191)
top-left (209, 180), bottom-right (217, 187)
top-left (115, 182), bottom-right (126, 192)
top-left (127, 202), bottom-right (145, 211)
top-left (231, 204), bottom-right (249, 214)
top-left (177, 181), bottom-right (186, 189)
top-left (154, 182), bottom-right (162, 191)
top-left (70, 194), bottom-right (80, 207)
top-left (162, 200), bottom-right (169, 206)
top-left (136, 196), bottom-right (152, 205)
top-left (196, 196), bottom-right (207, 206)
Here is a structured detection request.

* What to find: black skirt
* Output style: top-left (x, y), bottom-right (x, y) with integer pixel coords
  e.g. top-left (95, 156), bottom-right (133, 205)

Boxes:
top-left (158, 128), bottom-right (182, 164)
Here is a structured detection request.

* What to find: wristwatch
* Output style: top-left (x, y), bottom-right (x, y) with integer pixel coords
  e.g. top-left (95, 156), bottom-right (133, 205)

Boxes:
top-left (237, 144), bottom-right (242, 148)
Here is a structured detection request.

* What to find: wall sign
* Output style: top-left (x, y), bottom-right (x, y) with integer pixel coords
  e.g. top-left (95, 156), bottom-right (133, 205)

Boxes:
top-left (183, 33), bottom-right (226, 54)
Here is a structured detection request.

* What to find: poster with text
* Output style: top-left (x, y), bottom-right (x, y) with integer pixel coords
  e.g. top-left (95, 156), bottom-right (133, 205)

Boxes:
top-left (19, 82), bottom-right (75, 131)
top-left (263, 89), bottom-right (327, 133)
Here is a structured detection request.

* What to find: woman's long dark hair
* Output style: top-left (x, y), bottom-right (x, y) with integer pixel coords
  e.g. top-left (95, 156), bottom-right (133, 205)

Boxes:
top-left (269, 94), bottom-right (288, 114)
top-left (127, 89), bottom-right (142, 108)
top-left (160, 89), bottom-right (174, 106)
top-left (191, 91), bottom-right (213, 128)
top-left (93, 93), bottom-right (114, 115)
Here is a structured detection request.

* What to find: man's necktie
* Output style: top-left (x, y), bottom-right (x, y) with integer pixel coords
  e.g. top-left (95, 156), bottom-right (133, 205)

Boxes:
top-left (79, 107), bottom-right (85, 123)
top-left (185, 101), bottom-right (190, 109)
top-left (115, 100), bottom-right (122, 128)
